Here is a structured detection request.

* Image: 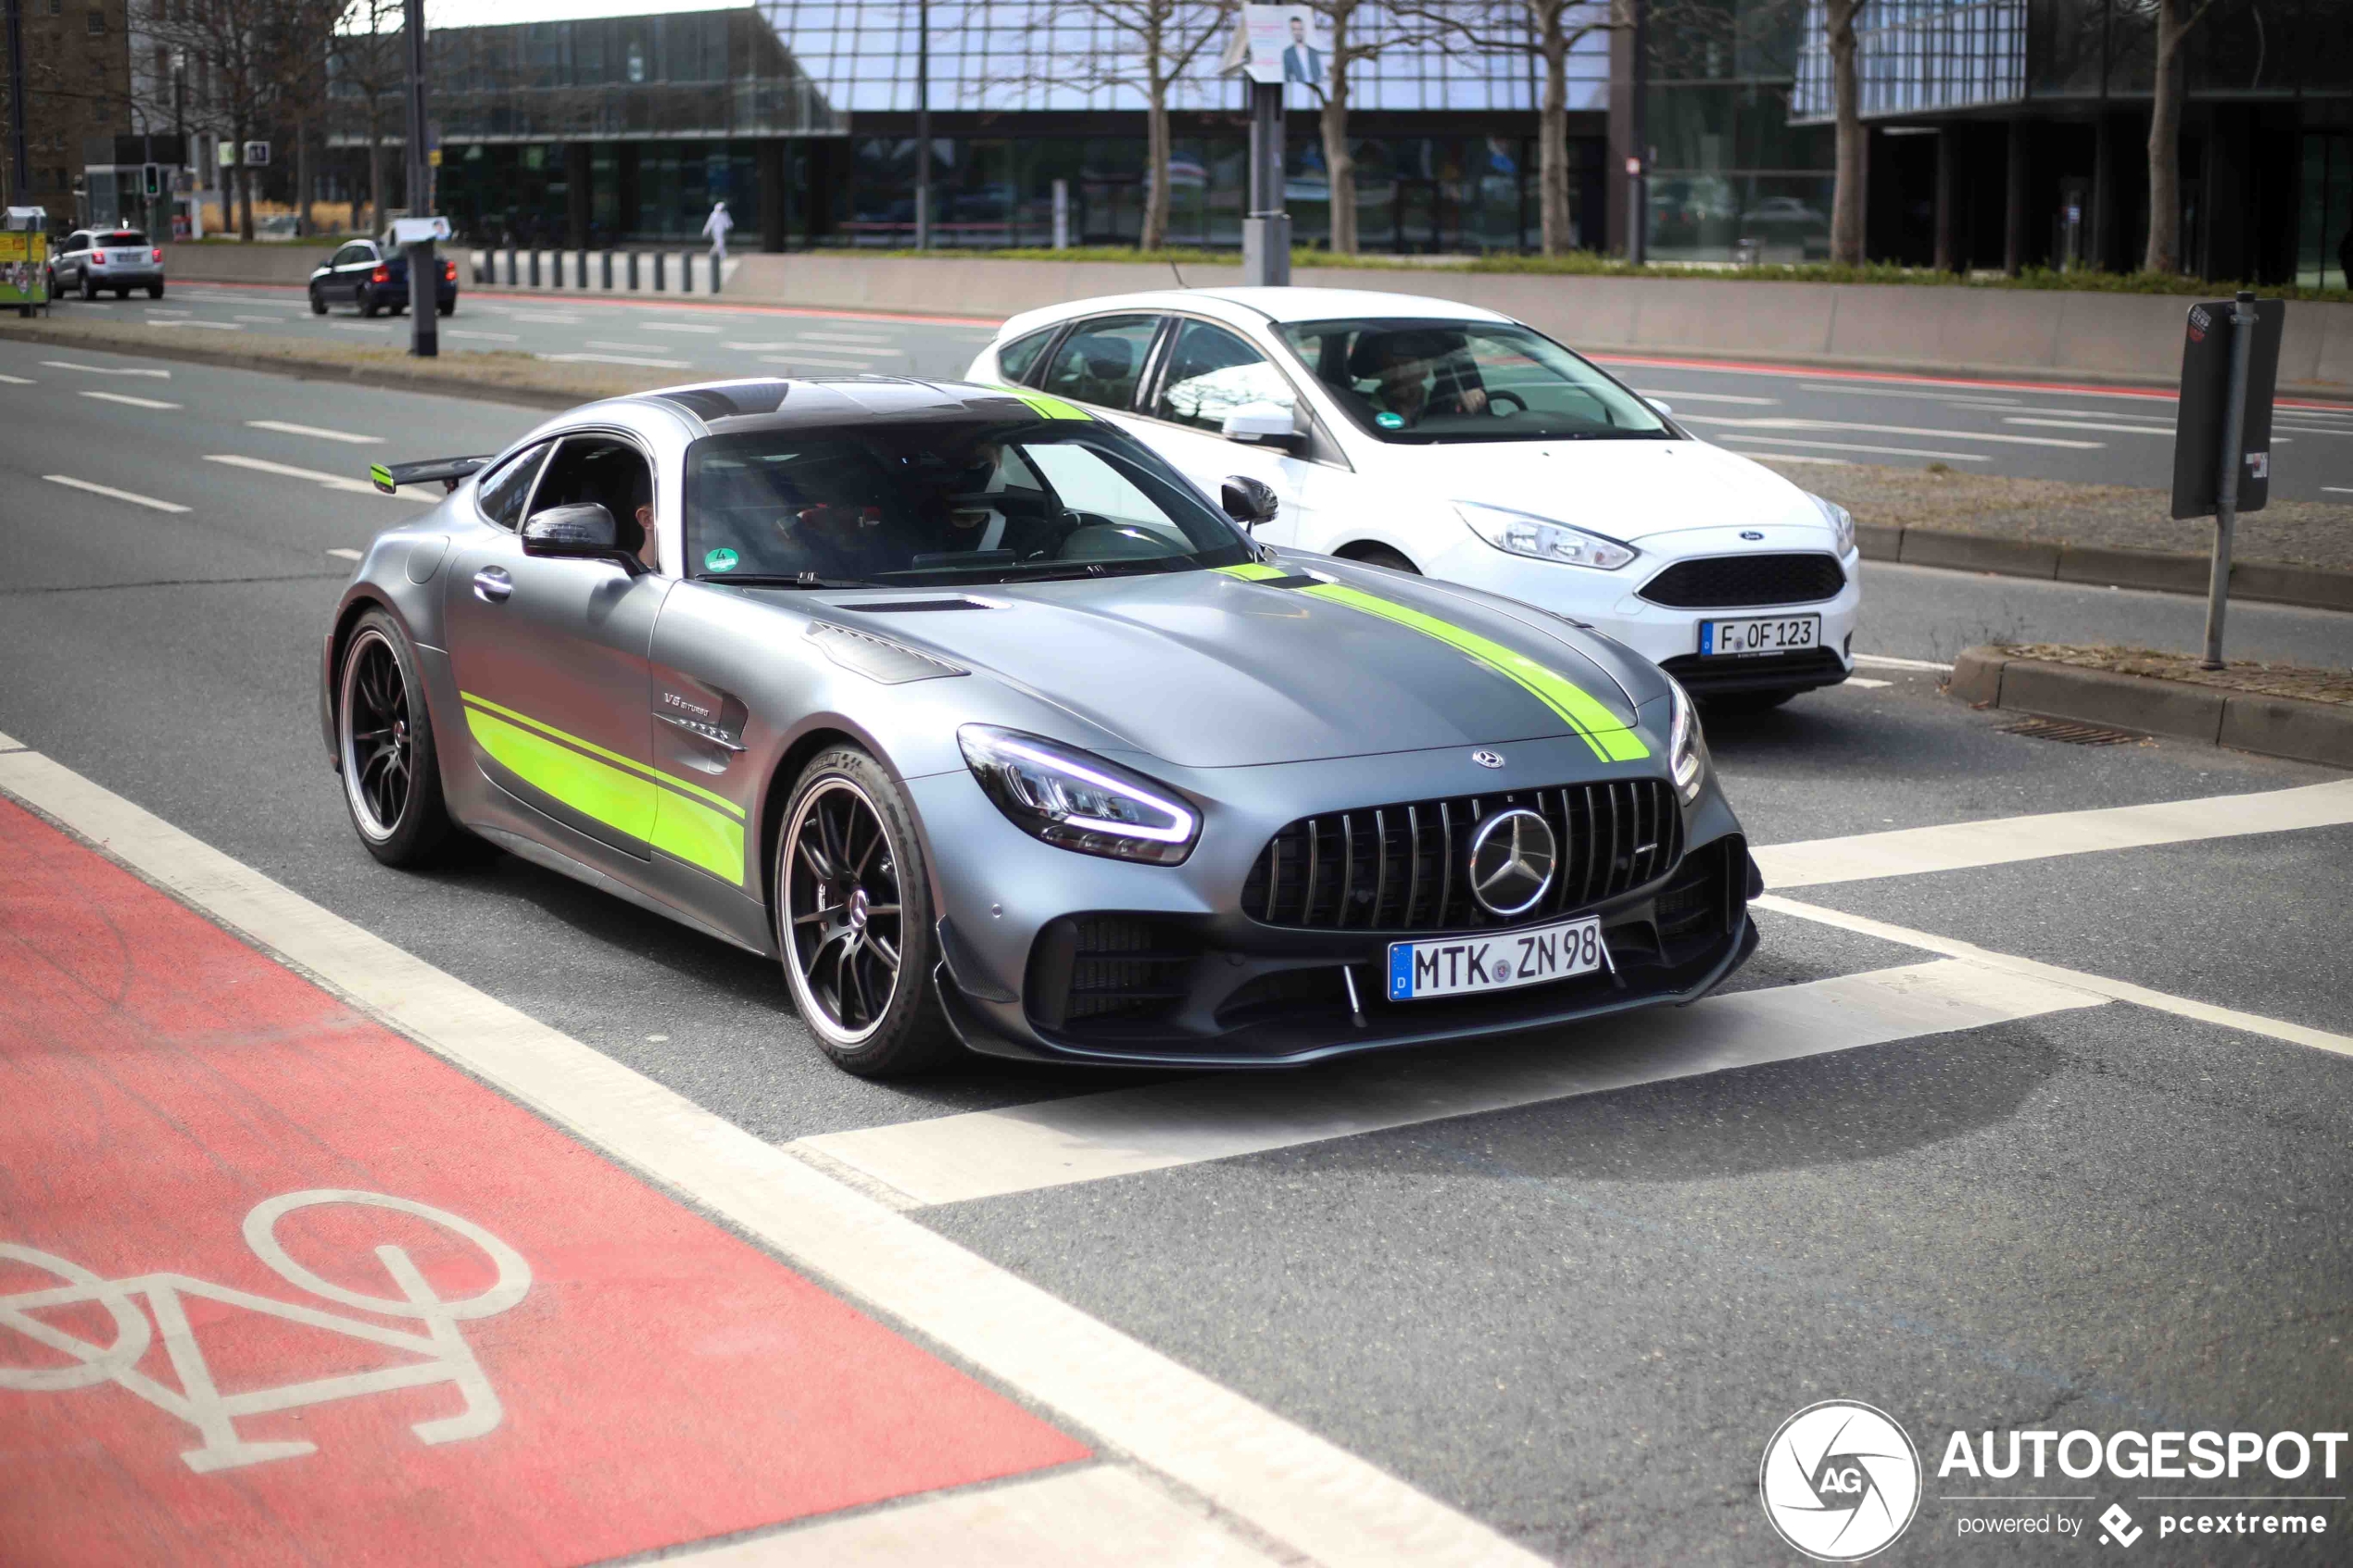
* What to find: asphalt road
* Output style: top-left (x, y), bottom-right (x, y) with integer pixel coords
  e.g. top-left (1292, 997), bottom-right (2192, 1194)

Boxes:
top-left (6, 343), bottom-right (2352, 1564)
top-left (42, 278), bottom-right (2353, 499)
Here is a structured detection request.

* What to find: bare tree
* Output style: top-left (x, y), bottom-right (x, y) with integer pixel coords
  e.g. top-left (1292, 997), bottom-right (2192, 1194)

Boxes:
top-left (1823, 0), bottom-right (1864, 267)
top-left (330, 0), bottom-right (404, 235)
top-left (1306, 0), bottom-right (1448, 255)
top-left (1026, 0), bottom-right (1233, 250)
top-left (1407, 0), bottom-right (1632, 256)
top-left (2142, 0), bottom-right (2214, 274)
top-left (144, 0), bottom-right (284, 239)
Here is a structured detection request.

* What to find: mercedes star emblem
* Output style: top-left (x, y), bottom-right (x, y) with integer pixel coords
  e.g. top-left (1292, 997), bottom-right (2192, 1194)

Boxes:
top-left (1471, 750), bottom-right (1505, 770)
top-left (1466, 808), bottom-right (1558, 918)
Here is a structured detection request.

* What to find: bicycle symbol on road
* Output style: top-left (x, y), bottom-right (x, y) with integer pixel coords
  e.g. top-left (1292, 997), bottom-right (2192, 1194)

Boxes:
top-left (0, 1190), bottom-right (530, 1474)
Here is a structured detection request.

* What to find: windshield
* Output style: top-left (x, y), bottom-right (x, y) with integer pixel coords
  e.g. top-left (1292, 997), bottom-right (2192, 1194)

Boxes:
top-left (1277, 319), bottom-right (1671, 444)
top-left (684, 417), bottom-right (1254, 587)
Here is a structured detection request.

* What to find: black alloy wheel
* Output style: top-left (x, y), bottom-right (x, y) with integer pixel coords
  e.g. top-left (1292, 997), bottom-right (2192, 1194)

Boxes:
top-left (336, 610), bottom-right (455, 866)
top-left (777, 748), bottom-right (950, 1077)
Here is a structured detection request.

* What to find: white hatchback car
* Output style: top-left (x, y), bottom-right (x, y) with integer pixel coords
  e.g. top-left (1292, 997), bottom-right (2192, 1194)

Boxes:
top-left (966, 287), bottom-right (1861, 708)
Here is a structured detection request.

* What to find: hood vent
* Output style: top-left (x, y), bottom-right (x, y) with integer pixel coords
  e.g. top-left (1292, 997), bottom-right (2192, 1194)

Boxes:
top-left (842, 596), bottom-right (1003, 614)
top-left (805, 621), bottom-right (968, 684)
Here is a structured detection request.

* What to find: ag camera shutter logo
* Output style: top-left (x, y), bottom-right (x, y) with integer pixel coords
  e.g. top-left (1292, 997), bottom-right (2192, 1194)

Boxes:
top-left (1759, 1400), bottom-right (1922, 1561)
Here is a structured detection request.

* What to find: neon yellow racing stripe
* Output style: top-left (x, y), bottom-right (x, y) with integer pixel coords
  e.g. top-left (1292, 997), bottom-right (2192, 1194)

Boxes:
top-left (989, 383), bottom-right (1092, 421)
top-left (460, 692), bottom-right (744, 818)
top-left (1215, 565), bottom-right (1649, 761)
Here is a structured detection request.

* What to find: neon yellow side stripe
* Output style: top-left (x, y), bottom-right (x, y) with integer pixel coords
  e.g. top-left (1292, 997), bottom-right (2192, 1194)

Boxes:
top-left (462, 705), bottom-right (747, 885)
top-left (459, 692), bottom-right (744, 819)
top-left (1216, 565), bottom-right (1649, 762)
top-left (990, 383), bottom-right (1092, 421)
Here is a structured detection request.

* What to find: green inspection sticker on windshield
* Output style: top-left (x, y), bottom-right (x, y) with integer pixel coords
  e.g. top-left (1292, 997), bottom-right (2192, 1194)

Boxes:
top-left (1375, 411), bottom-right (1404, 429)
top-left (703, 548), bottom-right (740, 573)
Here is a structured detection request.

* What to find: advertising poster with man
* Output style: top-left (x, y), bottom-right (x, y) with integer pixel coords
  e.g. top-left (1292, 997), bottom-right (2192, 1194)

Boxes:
top-left (1240, 4), bottom-right (1333, 94)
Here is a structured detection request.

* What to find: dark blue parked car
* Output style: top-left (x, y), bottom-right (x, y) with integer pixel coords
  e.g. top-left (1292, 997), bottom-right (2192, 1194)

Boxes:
top-left (308, 237), bottom-right (458, 319)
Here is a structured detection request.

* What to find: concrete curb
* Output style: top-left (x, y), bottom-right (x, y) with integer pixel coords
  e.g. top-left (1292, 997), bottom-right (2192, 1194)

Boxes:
top-left (1856, 525), bottom-right (2353, 614)
top-left (1949, 646), bottom-right (2353, 769)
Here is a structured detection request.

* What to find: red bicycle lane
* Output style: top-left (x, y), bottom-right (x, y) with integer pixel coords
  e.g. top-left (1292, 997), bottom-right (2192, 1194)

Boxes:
top-left (0, 792), bottom-right (1088, 1565)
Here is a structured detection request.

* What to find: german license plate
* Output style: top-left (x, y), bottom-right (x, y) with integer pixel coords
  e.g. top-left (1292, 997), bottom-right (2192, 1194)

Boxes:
top-left (1699, 613), bottom-right (1820, 658)
top-left (1386, 915), bottom-right (1606, 1002)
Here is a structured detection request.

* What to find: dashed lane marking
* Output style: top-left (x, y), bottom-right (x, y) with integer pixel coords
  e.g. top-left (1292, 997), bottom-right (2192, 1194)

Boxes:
top-left (1755, 778), bottom-right (2353, 890)
top-left (327, 547), bottom-right (363, 561)
top-left (2006, 417), bottom-right (2171, 436)
top-left (1681, 414), bottom-right (2105, 449)
top-left (147, 320), bottom-right (245, 331)
top-left (637, 321), bottom-right (723, 333)
top-left (1630, 387), bottom-right (1779, 405)
top-left (1852, 653), bottom-right (1952, 672)
top-left (80, 390), bottom-right (181, 409)
top-left (1755, 896), bottom-right (2353, 1060)
top-left (0, 372), bottom-right (32, 383)
top-left (539, 351), bottom-right (691, 369)
top-left (41, 359), bottom-right (170, 377)
top-left (247, 420), bottom-right (383, 445)
top-left (0, 745), bottom-right (1542, 1568)
top-left (41, 474), bottom-right (189, 513)
top-left (447, 329), bottom-right (521, 342)
top-left (1846, 677), bottom-right (1893, 688)
top-left (1718, 435), bottom-right (1991, 462)
top-left (791, 961), bottom-right (2107, 1209)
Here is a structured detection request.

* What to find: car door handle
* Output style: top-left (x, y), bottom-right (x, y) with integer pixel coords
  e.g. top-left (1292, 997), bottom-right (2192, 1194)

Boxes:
top-left (657, 711), bottom-right (746, 753)
top-left (472, 566), bottom-right (512, 604)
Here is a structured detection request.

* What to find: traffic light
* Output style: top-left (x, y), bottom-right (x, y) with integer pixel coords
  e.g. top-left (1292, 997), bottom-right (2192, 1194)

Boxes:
top-left (142, 163), bottom-right (163, 198)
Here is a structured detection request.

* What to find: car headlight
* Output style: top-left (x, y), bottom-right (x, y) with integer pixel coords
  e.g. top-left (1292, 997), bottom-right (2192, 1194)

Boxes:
top-left (1455, 501), bottom-right (1639, 571)
top-left (1808, 493), bottom-right (1856, 557)
top-left (1667, 678), bottom-right (1707, 805)
top-left (958, 724), bottom-right (1199, 865)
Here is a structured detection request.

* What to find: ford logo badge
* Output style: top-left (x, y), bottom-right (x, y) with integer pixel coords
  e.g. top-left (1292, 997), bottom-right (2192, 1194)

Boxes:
top-left (1741, 530), bottom-right (1765, 541)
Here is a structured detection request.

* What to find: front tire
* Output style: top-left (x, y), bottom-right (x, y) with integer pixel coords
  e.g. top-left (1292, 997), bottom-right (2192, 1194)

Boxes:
top-left (776, 747), bottom-right (953, 1078)
top-left (309, 285), bottom-right (327, 315)
top-left (1340, 543), bottom-right (1420, 574)
top-left (147, 282), bottom-right (164, 299)
top-left (336, 609), bottom-right (456, 866)
top-left (80, 271), bottom-right (95, 300)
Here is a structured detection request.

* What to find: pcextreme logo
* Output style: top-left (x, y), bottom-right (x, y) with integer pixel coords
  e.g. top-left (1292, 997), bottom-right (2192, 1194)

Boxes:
top-left (1759, 1400), bottom-right (1923, 1561)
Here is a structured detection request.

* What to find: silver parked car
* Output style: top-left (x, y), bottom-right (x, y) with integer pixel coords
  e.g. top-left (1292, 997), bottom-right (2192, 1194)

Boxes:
top-left (50, 226), bottom-right (164, 299)
top-left (322, 376), bottom-right (1759, 1077)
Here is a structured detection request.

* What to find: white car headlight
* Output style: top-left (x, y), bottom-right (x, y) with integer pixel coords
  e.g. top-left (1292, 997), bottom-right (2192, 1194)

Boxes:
top-left (1667, 678), bottom-right (1707, 804)
top-left (1808, 493), bottom-right (1856, 558)
top-left (959, 724), bottom-right (1199, 865)
top-left (1455, 501), bottom-right (1639, 571)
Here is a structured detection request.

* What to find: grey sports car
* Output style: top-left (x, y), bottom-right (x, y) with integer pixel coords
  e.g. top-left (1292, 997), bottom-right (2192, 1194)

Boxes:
top-left (321, 375), bottom-right (1759, 1077)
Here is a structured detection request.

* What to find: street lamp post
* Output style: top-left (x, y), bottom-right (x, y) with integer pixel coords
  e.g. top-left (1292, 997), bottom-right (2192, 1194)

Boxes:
top-left (4, 0), bottom-right (28, 210)
top-left (402, 0), bottom-right (435, 355)
top-left (913, 0), bottom-right (930, 250)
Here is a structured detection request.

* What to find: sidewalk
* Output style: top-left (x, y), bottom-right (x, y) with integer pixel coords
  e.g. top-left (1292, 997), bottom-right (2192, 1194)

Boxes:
top-left (0, 790), bottom-right (1090, 1564)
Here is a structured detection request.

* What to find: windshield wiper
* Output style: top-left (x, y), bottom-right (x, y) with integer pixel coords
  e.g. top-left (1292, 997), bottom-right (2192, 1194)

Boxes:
top-left (692, 571), bottom-right (873, 588)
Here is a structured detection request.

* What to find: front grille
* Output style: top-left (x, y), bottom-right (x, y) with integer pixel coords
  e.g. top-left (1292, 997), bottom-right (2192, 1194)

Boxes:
top-left (1063, 916), bottom-right (1194, 1022)
top-left (1638, 553), bottom-right (1845, 608)
top-left (1242, 779), bottom-right (1682, 934)
top-left (1661, 647), bottom-right (1849, 696)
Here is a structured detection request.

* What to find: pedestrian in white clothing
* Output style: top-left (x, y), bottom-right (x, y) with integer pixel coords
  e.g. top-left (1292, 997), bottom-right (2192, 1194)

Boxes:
top-left (702, 201), bottom-right (734, 270)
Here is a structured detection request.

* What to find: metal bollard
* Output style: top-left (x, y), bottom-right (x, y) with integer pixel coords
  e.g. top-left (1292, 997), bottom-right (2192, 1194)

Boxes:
top-left (601, 250), bottom-right (614, 290)
top-left (652, 251), bottom-right (665, 291)
top-left (680, 252), bottom-right (694, 294)
top-left (549, 248), bottom-right (562, 288)
top-left (626, 251), bottom-right (640, 290)
top-left (711, 254), bottom-right (722, 295)
top-left (528, 249), bottom-right (541, 288)
top-left (576, 248), bottom-right (588, 288)
top-left (505, 245), bottom-right (518, 286)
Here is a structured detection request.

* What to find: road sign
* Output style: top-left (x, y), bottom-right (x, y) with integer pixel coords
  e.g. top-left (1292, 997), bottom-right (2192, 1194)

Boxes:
top-left (242, 140), bottom-right (270, 167)
top-left (2171, 295), bottom-right (2284, 520)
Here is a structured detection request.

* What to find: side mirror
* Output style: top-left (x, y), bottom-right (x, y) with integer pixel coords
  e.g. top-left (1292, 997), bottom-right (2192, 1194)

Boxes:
top-left (522, 502), bottom-right (639, 571)
top-left (1220, 402), bottom-right (1305, 454)
top-left (1645, 397), bottom-right (1675, 418)
top-left (1220, 475), bottom-right (1279, 529)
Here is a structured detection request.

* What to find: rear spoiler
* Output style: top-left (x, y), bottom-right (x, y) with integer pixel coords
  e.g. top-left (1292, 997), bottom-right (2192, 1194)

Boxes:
top-left (369, 455), bottom-right (493, 495)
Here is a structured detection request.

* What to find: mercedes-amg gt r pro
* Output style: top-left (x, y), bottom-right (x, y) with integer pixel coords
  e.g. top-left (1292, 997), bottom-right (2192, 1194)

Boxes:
top-left (321, 376), bottom-right (1761, 1077)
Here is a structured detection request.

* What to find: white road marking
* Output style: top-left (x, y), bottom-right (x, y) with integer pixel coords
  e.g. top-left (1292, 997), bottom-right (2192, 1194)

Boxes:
top-left (144, 307), bottom-right (192, 316)
top-left (1684, 414), bottom-right (2105, 449)
top-left (664, 1464), bottom-right (1282, 1566)
top-left (1798, 383), bottom-right (2023, 406)
top-left (637, 322), bottom-right (723, 333)
top-left (204, 453), bottom-right (434, 501)
top-left (147, 320), bottom-right (245, 331)
top-left (793, 961), bottom-right (2105, 1208)
top-left (1631, 387), bottom-right (1779, 405)
top-left (247, 420), bottom-right (383, 445)
top-left (1846, 676), bottom-right (1893, 688)
top-left (326, 547), bottom-right (363, 560)
top-left (331, 321), bottom-right (393, 332)
top-left (755, 354), bottom-right (875, 370)
top-left (2273, 424), bottom-right (2353, 436)
top-left (1852, 653), bottom-right (1952, 672)
top-left (507, 311), bottom-right (583, 323)
top-left (41, 359), bottom-right (170, 378)
top-left (42, 473), bottom-right (189, 512)
top-left (446, 329), bottom-right (520, 342)
top-left (2327, 486), bottom-right (2353, 495)
top-left (1756, 897), bottom-right (2353, 1060)
top-left (1755, 779), bottom-right (2353, 889)
top-left (0, 372), bottom-right (32, 384)
top-left (80, 390), bottom-right (181, 409)
top-left (235, 314), bottom-right (293, 323)
top-left (1750, 453), bottom-right (1851, 465)
top-left (537, 351), bottom-right (690, 369)
top-left (0, 747), bottom-right (1538, 1568)
top-left (794, 331), bottom-right (895, 345)
top-left (2005, 417), bottom-right (2171, 436)
top-left (1718, 435), bottom-right (1991, 461)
